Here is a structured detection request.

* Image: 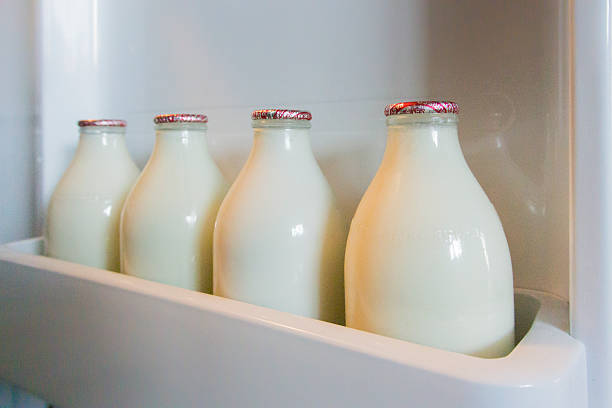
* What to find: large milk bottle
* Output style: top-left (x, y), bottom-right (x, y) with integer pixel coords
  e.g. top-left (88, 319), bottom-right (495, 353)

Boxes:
top-left (345, 101), bottom-right (515, 358)
top-left (45, 119), bottom-right (139, 271)
top-left (120, 114), bottom-right (228, 292)
top-left (213, 109), bottom-right (346, 324)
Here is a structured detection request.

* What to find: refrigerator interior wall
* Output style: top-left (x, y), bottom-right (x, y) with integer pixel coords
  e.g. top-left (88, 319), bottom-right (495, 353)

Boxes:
top-left (0, 0), bottom-right (37, 244)
top-left (0, 1), bottom-right (48, 406)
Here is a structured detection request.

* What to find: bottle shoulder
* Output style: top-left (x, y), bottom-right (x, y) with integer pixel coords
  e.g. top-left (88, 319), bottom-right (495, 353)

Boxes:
top-left (353, 163), bottom-right (502, 232)
top-left (216, 164), bottom-right (344, 234)
top-left (131, 155), bottom-right (226, 189)
top-left (232, 152), bottom-right (332, 191)
top-left (221, 164), bottom-right (336, 213)
top-left (50, 156), bottom-right (139, 199)
top-left (123, 166), bottom-right (228, 218)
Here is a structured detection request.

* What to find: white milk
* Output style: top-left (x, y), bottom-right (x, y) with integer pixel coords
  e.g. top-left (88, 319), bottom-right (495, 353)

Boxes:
top-left (120, 115), bottom-right (228, 292)
top-left (345, 102), bottom-right (515, 358)
top-left (45, 120), bottom-right (139, 272)
top-left (213, 110), bottom-right (346, 324)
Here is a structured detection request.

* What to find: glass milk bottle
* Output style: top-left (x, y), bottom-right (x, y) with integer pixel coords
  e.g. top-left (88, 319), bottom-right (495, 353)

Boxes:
top-left (120, 114), bottom-right (228, 292)
top-left (213, 109), bottom-right (346, 324)
top-left (45, 119), bottom-right (139, 271)
top-left (345, 101), bottom-right (515, 358)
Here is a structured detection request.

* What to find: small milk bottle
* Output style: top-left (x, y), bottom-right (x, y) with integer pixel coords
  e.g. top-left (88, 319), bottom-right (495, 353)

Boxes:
top-left (45, 119), bottom-right (139, 271)
top-left (345, 101), bottom-right (515, 358)
top-left (120, 114), bottom-right (228, 292)
top-left (213, 109), bottom-right (346, 324)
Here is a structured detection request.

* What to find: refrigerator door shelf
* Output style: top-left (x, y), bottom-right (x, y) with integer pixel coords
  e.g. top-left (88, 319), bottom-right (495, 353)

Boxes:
top-left (0, 238), bottom-right (587, 408)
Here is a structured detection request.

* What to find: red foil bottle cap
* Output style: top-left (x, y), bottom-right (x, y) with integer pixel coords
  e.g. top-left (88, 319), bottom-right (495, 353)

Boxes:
top-left (251, 109), bottom-right (312, 121)
top-left (384, 101), bottom-right (459, 116)
top-left (78, 119), bottom-right (127, 127)
top-left (153, 114), bottom-right (208, 124)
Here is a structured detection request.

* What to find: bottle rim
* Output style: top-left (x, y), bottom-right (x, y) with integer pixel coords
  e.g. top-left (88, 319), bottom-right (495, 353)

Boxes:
top-left (251, 118), bottom-right (311, 129)
top-left (385, 112), bottom-right (458, 126)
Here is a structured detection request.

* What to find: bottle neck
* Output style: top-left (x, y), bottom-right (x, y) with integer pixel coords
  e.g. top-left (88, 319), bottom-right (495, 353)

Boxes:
top-left (151, 124), bottom-right (211, 160)
top-left (383, 114), bottom-right (462, 166)
top-left (76, 127), bottom-right (130, 158)
top-left (251, 120), bottom-right (314, 160)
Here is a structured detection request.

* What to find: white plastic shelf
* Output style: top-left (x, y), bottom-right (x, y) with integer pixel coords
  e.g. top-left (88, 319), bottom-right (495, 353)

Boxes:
top-left (0, 238), bottom-right (586, 408)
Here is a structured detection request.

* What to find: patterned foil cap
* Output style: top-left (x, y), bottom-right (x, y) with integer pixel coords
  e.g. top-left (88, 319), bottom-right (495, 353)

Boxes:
top-left (251, 109), bottom-right (312, 121)
top-left (154, 113), bottom-right (208, 124)
top-left (78, 119), bottom-right (127, 127)
top-left (384, 101), bottom-right (459, 116)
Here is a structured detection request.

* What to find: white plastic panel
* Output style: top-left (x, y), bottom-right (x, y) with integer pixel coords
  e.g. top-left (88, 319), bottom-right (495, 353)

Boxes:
top-left (0, 239), bottom-right (587, 408)
top-left (38, 0), bottom-right (571, 300)
top-left (573, 1), bottom-right (612, 407)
